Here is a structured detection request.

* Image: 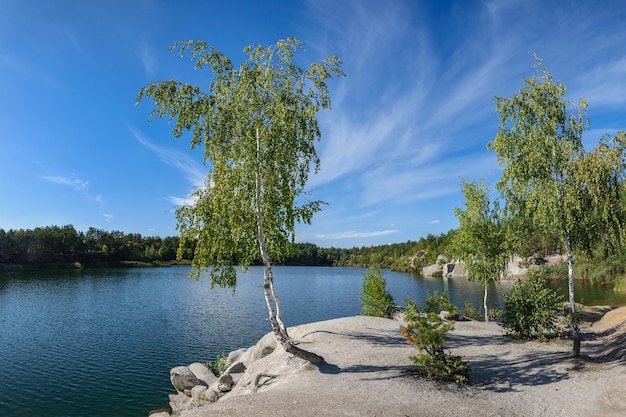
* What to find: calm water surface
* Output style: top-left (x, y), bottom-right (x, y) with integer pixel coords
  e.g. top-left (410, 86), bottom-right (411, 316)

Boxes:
top-left (0, 265), bottom-right (622, 417)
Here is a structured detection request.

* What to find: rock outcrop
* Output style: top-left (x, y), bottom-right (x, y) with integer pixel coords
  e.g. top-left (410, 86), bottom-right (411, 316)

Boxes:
top-left (165, 330), bottom-right (289, 415)
top-left (422, 255), bottom-right (528, 278)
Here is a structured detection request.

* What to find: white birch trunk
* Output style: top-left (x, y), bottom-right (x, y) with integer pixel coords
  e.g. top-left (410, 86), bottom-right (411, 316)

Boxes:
top-left (564, 236), bottom-right (581, 357)
top-left (254, 127), bottom-right (324, 365)
top-left (483, 281), bottom-right (489, 322)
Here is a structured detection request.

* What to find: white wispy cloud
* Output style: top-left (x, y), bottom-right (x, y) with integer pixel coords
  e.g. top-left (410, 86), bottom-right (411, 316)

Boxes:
top-left (573, 57), bottom-right (626, 108)
top-left (41, 175), bottom-right (89, 192)
top-left (131, 128), bottom-right (207, 189)
top-left (137, 40), bottom-right (157, 77)
top-left (131, 128), bottom-right (208, 206)
top-left (165, 195), bottom-right (197, 208)
top-left (314, 229), bottom-right (399, 240)
top-left (304, 0), bottom-right (509, 213)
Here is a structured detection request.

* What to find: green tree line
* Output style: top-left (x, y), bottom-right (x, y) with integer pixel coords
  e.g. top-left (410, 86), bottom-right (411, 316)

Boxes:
top-left (283, 232), bottom-right (456, 271)
top-left (0, 224), bottom-right (457, 271)
top-left (3, 223), bottom-right (625, 281)
top-left (0, 225), bottom-right (193, 268)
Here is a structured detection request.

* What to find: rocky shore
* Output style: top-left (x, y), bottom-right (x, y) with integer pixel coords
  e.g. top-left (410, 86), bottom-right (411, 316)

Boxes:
top-left (150, 306), bottom-right (626, 417)
top-left (421, 254), bottom-right (567, 278)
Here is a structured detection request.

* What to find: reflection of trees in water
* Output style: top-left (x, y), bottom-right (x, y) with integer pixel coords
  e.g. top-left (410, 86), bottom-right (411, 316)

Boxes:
top-left (547, 279), bottom-right (626, 306)
top-left (387, 272), bottom-right (516, 313)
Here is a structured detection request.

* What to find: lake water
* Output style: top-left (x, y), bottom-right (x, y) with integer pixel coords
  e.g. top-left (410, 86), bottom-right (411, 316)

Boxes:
top-left (0, 265), bottom-right (623, 417)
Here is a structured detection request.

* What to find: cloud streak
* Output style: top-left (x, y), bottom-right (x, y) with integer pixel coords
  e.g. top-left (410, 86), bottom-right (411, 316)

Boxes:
top-left (131, 128), bottom-right (207, 190)
top-left (131, 128), bottom-right (208, 206)
top-left (41, 175), bottom-right (89, 192)
top-left (314, 229), bottom-right (399, 241)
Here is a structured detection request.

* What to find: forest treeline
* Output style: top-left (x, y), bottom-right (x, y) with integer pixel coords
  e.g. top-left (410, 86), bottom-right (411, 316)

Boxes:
top-left (0, 224), bottom-right (565, 273)
top-left (0, 224), bottom-right (453, 271)
top-left (0, 225), bottom-right (191, 268)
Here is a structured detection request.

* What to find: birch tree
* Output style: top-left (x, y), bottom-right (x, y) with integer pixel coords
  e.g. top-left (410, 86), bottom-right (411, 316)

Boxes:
top-left (450, 179), bottom-right (509, 321)
top-left (137, 38), bottom-right (343, 364)
top-left (488, 55), bottom-right (626, 356)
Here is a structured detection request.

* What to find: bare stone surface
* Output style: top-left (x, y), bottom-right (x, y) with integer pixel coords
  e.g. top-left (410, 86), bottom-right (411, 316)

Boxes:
top-left (188, 362), bottom-right (217, 387)
top-left (170, 366), bottom-right (200, 394)
top-left (167, 310), bottom-right (626, 417)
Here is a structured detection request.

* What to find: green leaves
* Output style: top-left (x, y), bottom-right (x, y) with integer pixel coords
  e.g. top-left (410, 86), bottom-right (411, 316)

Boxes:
top-left (489, 54), bottom-right (626, 261)
top-left (450, 179), bottom-right (509, 286)
top-left (501, 270), bottom-right (563, 340)
top-left (400, 297), bottom-right (470, 385)
top-left (138, 38), bottom-right (343, 286)
top-left (360, 267), bottom-right (395, 318)
top-left (488, 54), bottom-right (626, 355)
top-left (488, 56), bottom-right (589, 241)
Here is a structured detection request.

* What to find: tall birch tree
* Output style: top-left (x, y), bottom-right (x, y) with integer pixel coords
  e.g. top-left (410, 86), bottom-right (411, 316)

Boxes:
top-left (488, 55), bottom-right (626, 356)
top-left (137, 38), bottom-right (343, 364)
top-left (450, 179), bottom-right (509, 321)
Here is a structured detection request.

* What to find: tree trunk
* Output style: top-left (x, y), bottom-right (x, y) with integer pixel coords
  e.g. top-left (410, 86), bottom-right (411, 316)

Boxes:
top-left (260, 253), bottom-right (325, 365)
top-left (564, 236), bottom-right (581, 357)
top-left (483, 280), bottom-right (489, 322)
top-left (254, 127), bottom-right (325, 366)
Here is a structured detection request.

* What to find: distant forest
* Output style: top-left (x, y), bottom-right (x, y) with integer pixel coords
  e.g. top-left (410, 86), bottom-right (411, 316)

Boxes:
top-left (0, 224), bottom-right (566, 273)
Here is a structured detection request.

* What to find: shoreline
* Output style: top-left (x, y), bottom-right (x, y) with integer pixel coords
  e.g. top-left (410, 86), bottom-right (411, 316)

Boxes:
top-left (152, 307), bottom-right (626, 417)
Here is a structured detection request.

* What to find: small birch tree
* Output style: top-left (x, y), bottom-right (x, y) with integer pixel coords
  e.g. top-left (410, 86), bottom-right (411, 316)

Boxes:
top-left (137, 38), bottom-right (343, 364)
top-left (450, 179), bottom-right (509, 321)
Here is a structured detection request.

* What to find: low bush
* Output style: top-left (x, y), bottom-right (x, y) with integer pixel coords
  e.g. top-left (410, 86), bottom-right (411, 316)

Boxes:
top-left (460, 300), bottom-right (482, 321)
top-left (204, 353), bottom-right (228, 377)
top-left (501, 270), bottom-right (563, 340)
top-left (400, 298), bottom-right (470, 385)
top-left (360, 267), bottom-right (395, 318)
top-left (530, 263), bottom-right (568, 280)
top-left (562, 302), bottom-right (584, 330)
top-left (424, 290), bottom-right (456, 316)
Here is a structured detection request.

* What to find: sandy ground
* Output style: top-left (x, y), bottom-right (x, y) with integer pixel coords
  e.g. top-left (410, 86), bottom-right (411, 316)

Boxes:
top-left (174, 307), bottom-right (626, 417)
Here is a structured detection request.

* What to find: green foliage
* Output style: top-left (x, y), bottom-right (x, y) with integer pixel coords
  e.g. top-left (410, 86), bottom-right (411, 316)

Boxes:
top-left (488, 54), bottom-right (626, 355)
top-left (450, 179), bottom-right (510, 321)
top-left (489, 308), bottom-right (503, 321)
top-left (614, 276), bottom-right (626, 292)
top-left (137, 38), bottom-right (343, 287)
top-left (576, 255), bottom-right (626, 284)
top-left (204, 353), bottom-right (228, 377)
top-left (562, 302), bottom-right (584, 330)
top-left (501, 270), bottom-right (564, 340)
top-left (424, 291), bottom-right (456, 316)
top-left (360, 268), bottom-right (395, 318)
top-left (0, 225), bottom-right (186, 267)
top-left (460, 300), bottom-right (483, 321)
top-left (401, 298), bottom-right (470, 385)
top-left (530, 263), bottom-right (569, 281)
top-left (285, 232), bottom-right (457, 272)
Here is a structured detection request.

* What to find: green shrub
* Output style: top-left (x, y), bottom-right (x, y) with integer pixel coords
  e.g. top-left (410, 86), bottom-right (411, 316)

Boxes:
top-left (425, 290), bottom-right (456, 316)
top-left (400, 298), bottom-right (470, 385)
top-left (501, 270), bottom-right (563, 340)
top-left (588, 258), bottom-right (626, 283)
top-left (489, 307), bottom-right (503, 321)
top-left (460, 300), bottom-right (483, 321)
top-left (204, 353), bottom-right (228, 377)
top-left (562, 302), bottom-right (584, 330)
top-left (530, 263), bottom-right (568, 280)
top-left (360, 267), bottom-right (395, 318)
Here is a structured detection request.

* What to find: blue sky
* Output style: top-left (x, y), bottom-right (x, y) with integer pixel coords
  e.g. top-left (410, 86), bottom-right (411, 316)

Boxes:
top-left (1, 0), bottom-right (625, 248)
